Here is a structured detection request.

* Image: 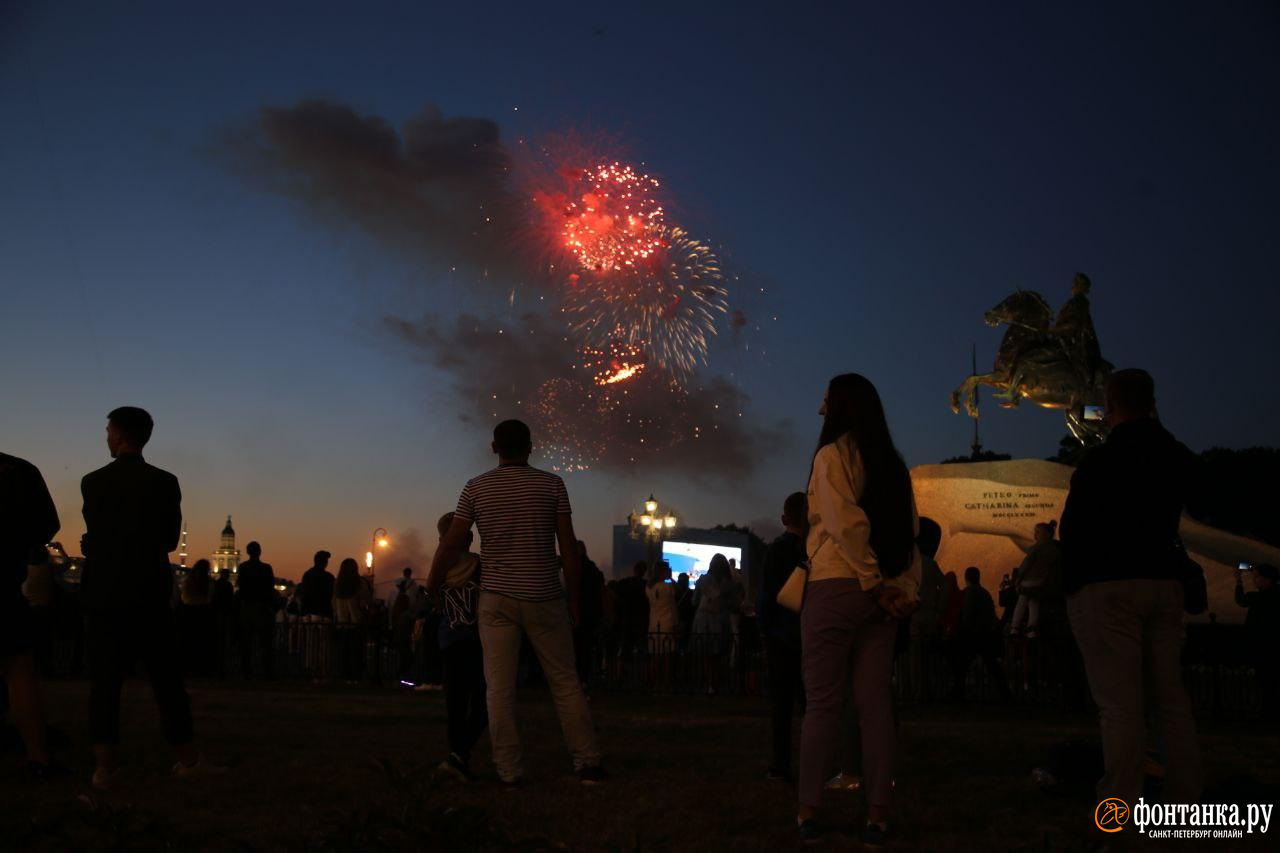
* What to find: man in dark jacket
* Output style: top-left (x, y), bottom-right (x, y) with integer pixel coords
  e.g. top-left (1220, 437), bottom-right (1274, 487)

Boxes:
top-left (236, 540), bottom-right (276, 679)
top-left (0, 452), bottom-right (60, 773)
top-left (1060, 369), bottom-right (1202, 808)
top-left (758, 492), bottom-right (807, 780)
top-left (615, 561), bottom-right (649, 665)
top-left (81, 407), bottom-right (210, 790)
top-left (950, 567), bottom-right (1009, 702)
top-left (300, 551), bottom-right (335, 619)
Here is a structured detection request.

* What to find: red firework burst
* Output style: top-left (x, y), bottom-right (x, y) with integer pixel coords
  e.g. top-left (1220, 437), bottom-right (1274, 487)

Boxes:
top-left (560, 162), bottom-right (665, 272)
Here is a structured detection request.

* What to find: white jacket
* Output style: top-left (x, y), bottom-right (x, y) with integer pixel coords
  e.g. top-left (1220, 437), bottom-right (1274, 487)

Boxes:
top-left (805, 434), bottom-right (921, 600)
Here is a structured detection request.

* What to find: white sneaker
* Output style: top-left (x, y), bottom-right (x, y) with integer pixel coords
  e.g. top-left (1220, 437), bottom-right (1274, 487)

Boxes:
top-left (172, 757), bottom-right (228, 779)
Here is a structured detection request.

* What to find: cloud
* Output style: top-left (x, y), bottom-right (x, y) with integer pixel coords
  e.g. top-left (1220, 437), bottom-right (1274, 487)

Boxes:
top-left (213, 99), bottom-right (523, 275)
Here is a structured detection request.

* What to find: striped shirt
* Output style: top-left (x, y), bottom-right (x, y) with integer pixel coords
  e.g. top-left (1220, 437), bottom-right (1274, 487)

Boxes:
top-left (454, 464), bottom-right (571, 601)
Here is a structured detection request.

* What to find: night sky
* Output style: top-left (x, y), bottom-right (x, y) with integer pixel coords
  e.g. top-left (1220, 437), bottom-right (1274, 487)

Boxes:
top-left (3, 1), bottom-right (1277, 581)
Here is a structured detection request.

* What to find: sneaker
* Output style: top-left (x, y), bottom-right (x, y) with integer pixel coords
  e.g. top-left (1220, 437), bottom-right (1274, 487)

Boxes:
top-left (577, 765), bottom-right (610, 785)
top-left (438, 753), bottom-right (472, 783)
top-left (824, 772), bottom-right (862, 792)
top-left (91, 766), bottom-right (121, 792)
top-left (797, 818), bottom-right (823, 844)
top-left (172, 757), bottom-right (228, 779)
top-left (861, 821), bottom-right (889, 846)
top-left (1025, 627), bottom-right (1039, 640)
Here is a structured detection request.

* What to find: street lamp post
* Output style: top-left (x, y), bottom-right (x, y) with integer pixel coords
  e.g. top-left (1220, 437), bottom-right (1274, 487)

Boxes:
top-left (367, 527), bottom-right (389, 581)
top-left (630, 494), bottom-right (677, 572)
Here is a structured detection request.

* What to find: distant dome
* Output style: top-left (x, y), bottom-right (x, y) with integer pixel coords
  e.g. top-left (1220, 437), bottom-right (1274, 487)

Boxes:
top-left (213, 515), bottom-right (240, 575)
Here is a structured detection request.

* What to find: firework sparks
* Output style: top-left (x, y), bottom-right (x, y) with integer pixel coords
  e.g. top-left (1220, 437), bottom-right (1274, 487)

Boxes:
top-left (527, 377), bottom-right (616, 472)
top-left (563, 226), bottom-right (728, 380)
top-left (577, 341), bottom-right (648, 386)
top-left (559, 162), bottom-right (665, 273)
top-left (603, 365), bottom-right (642, 384)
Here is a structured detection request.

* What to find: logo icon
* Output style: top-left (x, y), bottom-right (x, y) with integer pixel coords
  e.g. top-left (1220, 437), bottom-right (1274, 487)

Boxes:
top-left (1095, 798), bottom-right (1130, 833)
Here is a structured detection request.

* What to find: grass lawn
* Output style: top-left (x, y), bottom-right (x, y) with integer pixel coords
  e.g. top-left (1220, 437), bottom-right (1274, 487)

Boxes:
top-left (2, 680), bottom-right (1276, 850)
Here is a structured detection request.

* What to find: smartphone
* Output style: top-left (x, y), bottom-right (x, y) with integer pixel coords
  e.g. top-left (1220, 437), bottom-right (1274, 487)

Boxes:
top-left (1238, 561), bottom-right (1253, 572)
top-left (1083, 405), bottom-right (1105, 422)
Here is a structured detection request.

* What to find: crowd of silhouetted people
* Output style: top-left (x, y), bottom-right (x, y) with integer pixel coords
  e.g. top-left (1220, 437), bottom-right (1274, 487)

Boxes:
top-left (4, 369), bottom-right (1278, 844)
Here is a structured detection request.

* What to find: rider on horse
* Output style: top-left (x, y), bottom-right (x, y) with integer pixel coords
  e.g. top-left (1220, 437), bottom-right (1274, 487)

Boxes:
top-left (1052, 273), bottom-right (1103, 388)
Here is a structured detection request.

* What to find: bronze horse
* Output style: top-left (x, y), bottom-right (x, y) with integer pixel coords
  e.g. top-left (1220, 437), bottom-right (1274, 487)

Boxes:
top-left (951, 289), bottom-right (1111, 444)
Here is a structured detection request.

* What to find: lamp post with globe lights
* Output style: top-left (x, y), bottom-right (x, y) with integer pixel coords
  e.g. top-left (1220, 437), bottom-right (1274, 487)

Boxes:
top-left (629, 494), bottom-right (678, 572)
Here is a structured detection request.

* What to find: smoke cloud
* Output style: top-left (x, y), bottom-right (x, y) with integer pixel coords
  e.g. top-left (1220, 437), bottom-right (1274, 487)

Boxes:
top-left (374, 526), bottom-right (432, 588)
top-left (215, 99), bottom-right (521, 274)
top-left (217, 98), bottom-right (783, 479)
top-left (387, 312), bottom-right (785, 478)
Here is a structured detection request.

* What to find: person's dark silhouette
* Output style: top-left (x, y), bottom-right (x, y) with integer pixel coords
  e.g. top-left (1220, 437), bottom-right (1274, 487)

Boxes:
top-left (211, 569), bottom-right (236, 678)
top-left (0, 451), bottom-right (60, 773)
top-left (427, 418), bottom-right (603, 783)
top-left (333, 558), bottom-right (368, 681)
top-left (758, 491), bottom-right (808, 781)
top-left (615, 561), bottom-right (650, 665)
top-left (298, 551), bottom-right (335, 680)
top-left (429, 512), bottom-right (487, 779)
top-left (178, 559), bottom-right (217, 675)
top-left (1060, 368), bottom-right (1202, 807)
top-left (950, 567), bottom-right (1009, 702)
top-left (573, 540), bottom-right (604, 691)
top-left (300, 551), bottom-right (335, 619)
top-left (80, 407), bottom-right (212, 789)
top-left (1235, 563), bottom-right (1279, 715)
top-left (675, 572), bottom-right (694, 647)
top-left (236, 540), bottom-right (276, 678)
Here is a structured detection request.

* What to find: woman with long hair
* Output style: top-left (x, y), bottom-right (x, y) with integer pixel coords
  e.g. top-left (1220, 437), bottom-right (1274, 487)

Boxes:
top-left (692, 554), bottom-right (734, 694)
top-left (333, 559), bottom-right (365, 622)
top-left (332, 558), bottom-right (367, 682)
top-left (797, 373), bottom-right (920, 844)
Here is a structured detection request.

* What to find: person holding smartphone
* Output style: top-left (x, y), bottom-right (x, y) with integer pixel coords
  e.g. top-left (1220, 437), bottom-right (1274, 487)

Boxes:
top-left (1235, 563), bottom-right (1279, 714)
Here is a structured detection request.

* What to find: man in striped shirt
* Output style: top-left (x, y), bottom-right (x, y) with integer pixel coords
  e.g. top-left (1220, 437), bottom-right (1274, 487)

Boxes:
top-left (428, 419), bottom-right (605, 784)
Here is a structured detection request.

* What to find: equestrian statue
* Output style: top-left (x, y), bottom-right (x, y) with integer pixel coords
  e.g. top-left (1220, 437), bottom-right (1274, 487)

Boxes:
top-left (951, 273), bottom-right (1111, 445)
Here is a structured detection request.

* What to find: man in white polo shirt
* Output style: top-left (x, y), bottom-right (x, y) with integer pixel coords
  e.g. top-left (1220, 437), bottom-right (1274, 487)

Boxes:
top-left (428, 419), bottom-right (605, 784)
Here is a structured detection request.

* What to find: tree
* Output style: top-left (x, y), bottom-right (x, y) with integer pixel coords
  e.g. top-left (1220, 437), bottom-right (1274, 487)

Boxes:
top-left (1188, 447), bottom-right (1280, 547)
top-left (1045, 438), bottom-right (1280, 546)
top-left (940, 450), bottom-right (1012, 465)
top-left (1046, 434), bottom-right (1086, 467)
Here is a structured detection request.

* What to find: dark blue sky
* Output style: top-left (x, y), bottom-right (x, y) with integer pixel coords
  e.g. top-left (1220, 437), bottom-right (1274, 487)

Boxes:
top-left (3, 1), bottom-right (1277, 578)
